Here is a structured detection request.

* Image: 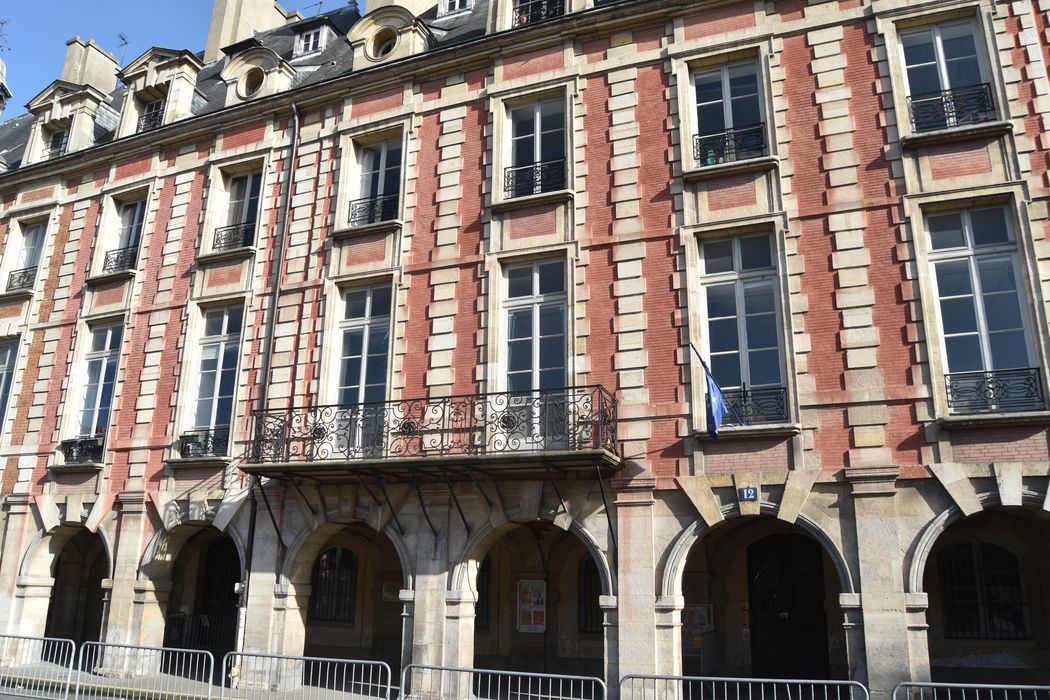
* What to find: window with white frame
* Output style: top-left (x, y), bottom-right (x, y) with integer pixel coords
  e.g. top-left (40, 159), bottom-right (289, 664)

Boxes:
top-left (0, 338), bottom-right (18, 434)
top-left (297, 29), bottom-right (324, 56)
top-left (214, 172), bottom-right (262, 252)
top-left (337, 284), bottom-right (391, 456)
top-left (350, 138), bottom-right (402, 226)
top-left (442, 0), bottom-right (472, 14)
top-left (190, 305), bottom-right (243, 453)
top-left (901, 21), bottom-right (995, 132)
top-left (102, 199), bottom-right (146, 273)
top-left (138, 99), bottom-right (165, 132)
top-left (927, 207), bottom-right (1042, 414)
top-left (44, 129), bottom-right (68, 160)
top-left (77, 324), bottom-right (122, 438)
top-left (506, 99), bottom-right (566, 199)
top-left (693, 61), bottom-right (766, 166)
top-left (7, 221), bottom-right (46, 292)
top-left (504, 260), bottom-right (568, 448)
top-left (699, 233), bottom-right (787, 425)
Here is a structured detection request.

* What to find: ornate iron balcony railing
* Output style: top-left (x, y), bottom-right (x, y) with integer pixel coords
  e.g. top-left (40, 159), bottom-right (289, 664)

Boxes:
top-left (59, 436), bottom-right (105, 464)
top-left (212, 222), bottom-right (256, 252)
top-left (102, 246), bottom-right (138, 273)
top-left (137, 110), bottom-right (164, 133)
top-left (694, 123), bottom-right (767, 166)
top-left (7, 267), bottom-right (37, 292)
top-left (946, 368), bottom-right (1044, 415)
top-left (178, 427), bottom-right (231, 458)
top-left (910, 83), bottom-right (996, 133)
top-left (348, 194), bottom-right (400, 227)
top-left (513, 0), bottom-right (564, 25)
top-left (249, 385), bottom-right (617, 464)
top-left (504, 158), bottom-right (566, 199)
top-left (710, 385), bottom-right (789, 427)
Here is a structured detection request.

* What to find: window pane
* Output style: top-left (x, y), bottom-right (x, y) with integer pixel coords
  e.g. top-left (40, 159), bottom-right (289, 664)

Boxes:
top-left (748, 349), bottom-right (781, 386)
top-left (508, 339), bottom-right (531, 372)
top-left (345, 290), bottom-right (368, 319)
top-left (989, 330), bottom-right (1029, 370)
top-left (929, 213), bottom-right (965, 249)
top-left (225, 306), bottom-right (243, 334)
top-left (508, 268), bottom-right (533, 298)
top-left (539, 368), bottom-right (564, 390)
top-left (739, 236), bottom-right (772, 270)
top-left (902, 30), bottom-right (937, 68)
top-left (204, 310), bottom-right (225, 336)
top-left (730, 95), bottom-right (761, 128)
top-left (197, 372), bottom-right (217, 399)
top-left (694, 72), bottom-right (724, 105)
top-left (983, 294), bottom-right (1023, 332)
top-left (940, 298), bottom-right (979, 334)
top-left (508, 308), bottom-right (532, 339)
top-left (710, 353), bottom-right (741, 388)
top-left (945, 335), bottom-right (984, 372)
top-left (371, 286), bottom-right (392, 317)
top-left (696, 103), bottom-right (726, 135)
top-left (746, 314), bottom-right (779, 350)
top-left (343, 329), bottom-right (363, 357)
top-left (218, 367), bottom-right (236, 396)
top-left (940, 24), bottom-right (978, 62)
top-left (946, 56), bottom-right (982, 89)
top-left (507, 372), bottom-right (532, 392)
top-left (702, 240), bottom-right (734, 273)
top-left (970, 209), bottom-right (1010, 246)
top-left (539, 336), bottom-right (564, 371)
top-left (708, 318), bottom-right (738, 353)
top-left (977, 258), bottom-right (1017, 295)
top-left (214, 397), bottom-right (233, 426)
top-left (341, 358), bottom-right (362, 389)
top-left (935, 259), bottom-right (973, 297)
top-left (744, 283), bottom-right (775, 314)
top-left (907, 64), bottom-right (942, 96)
top-left (706, 284), bottom-right (736, 318)
top-left (539, 305), bottom-right (564, 335)
top-left (194, 398), bottom-right (214, 428)
top-left (538, 261), bottom-right (565, 294)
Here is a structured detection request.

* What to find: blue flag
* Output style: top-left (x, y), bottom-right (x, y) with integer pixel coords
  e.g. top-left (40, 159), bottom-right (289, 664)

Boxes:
top-left (690, 343), bottom-right (743, 439)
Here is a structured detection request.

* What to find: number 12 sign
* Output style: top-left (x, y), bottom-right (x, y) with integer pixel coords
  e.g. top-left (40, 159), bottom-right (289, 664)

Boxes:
top-left (737, 487), bottom-right (758, 502)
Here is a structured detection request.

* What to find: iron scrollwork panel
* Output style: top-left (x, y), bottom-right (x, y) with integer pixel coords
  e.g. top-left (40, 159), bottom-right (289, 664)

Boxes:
top-left (945, 368), bottom-right (1044, 414)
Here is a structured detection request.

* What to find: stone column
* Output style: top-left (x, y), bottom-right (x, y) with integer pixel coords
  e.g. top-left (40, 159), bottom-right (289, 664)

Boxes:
top-left (654, 595), bottom-right (683, 677)
top-left (612, 477), bottom-right (657, 683)
top-left (443, 589), bottom-right (476, 669)
top-left (272, 582), bottom-right (310, 657)
top-left (601, 595), bottom-right (619, 697)
top-left (105, 491), bottom-right (150, 645)
top-left (845, 466), bottom-right (921, 699)
top-left (410, 485), bottom-right (450, 667)
top-left (0, 495), bottom-right (35, 635)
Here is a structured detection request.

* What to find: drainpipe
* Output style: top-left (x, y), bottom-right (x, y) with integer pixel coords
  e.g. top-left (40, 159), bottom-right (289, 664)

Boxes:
top-left (234, 101), bottom-right (301, 667)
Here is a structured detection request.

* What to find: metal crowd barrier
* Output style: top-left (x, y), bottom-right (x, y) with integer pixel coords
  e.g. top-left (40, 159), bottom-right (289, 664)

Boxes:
top-left (893, 683), bottom-right (1050, 700)
top-left (220, 652), bottom-right (392, 700)
top-left (401, 664), bottom-right (607, 700)
top-left (74, 641), bottom-right (215, 699)
top-left (0, 634), bottom-right (75, 699)
top-left (619, 675), bottom-right (869, 700)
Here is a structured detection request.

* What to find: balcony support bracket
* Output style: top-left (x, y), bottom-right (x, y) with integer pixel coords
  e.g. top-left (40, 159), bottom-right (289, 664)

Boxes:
top-left (595, 465), bottom-right (618, 570)
top-left (286, 475), bottom-right (319, 521)
top-left (415, 481), bottom-right (439, 555)
top-left (356, 476), bottom-right (404, 537)
top-left (447, 479), bottom-right (470, 536)
top-left (258, 479), bottom-right (287, 575)
top-left (544, 465), bottom-right (569, 520)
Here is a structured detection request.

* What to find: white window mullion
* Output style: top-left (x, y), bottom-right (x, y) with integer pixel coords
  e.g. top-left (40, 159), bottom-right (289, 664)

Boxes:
top-left (721, 67), bottom-right (733, 131)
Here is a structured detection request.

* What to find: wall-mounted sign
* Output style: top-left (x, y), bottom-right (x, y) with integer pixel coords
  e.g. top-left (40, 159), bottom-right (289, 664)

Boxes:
top-left (738, 487), bottom-right (759, 502)
top-left (517, 580), bottom-right (546, 633)
top-left (681, 604), bottom-right (714, 657)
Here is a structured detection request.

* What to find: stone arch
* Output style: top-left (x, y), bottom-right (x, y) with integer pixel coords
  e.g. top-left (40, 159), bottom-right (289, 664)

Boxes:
top-left (659, 503), bottom-right (856, 601)
top-left (138, 518), bottom-right (247, 584)
top-left (19, 521), bottom-right (115, 581)
top-left (281, 517), bottom-right (414, 593)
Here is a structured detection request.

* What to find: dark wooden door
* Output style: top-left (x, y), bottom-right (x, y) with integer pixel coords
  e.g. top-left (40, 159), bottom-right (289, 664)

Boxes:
top-left (747, 533), bottom-right (830, 678)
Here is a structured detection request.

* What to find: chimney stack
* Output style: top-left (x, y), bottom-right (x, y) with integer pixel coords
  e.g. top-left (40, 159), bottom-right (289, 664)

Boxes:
top-left (0, 57), bottom-right (10, 117)
top-left (204, 0), bottom-right (301, 63)
top-left (60, 37), bottom-right (118, 95)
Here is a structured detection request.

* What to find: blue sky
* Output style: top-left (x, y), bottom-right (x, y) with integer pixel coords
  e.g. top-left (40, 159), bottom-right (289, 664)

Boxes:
top-left (1, 1), bottom-right (349, 118)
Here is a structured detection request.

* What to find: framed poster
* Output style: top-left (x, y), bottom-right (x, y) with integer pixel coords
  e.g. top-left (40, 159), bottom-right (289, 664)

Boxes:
top-left (517, 580), bottom-right (546, 633)
top-left (681, 604), bottom-right (713, 657)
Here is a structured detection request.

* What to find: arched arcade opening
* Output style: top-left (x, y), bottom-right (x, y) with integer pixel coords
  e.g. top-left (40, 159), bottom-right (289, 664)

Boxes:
top-left (43, 526), bottom-right (108, 647)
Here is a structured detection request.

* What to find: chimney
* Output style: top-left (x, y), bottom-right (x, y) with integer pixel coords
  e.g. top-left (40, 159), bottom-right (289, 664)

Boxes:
top-left (60, 37), bottom-right (118, 94)
top-left (204, 0), bottom-right (301, 63)
top-left (0, 57), bottom-right (10, 117)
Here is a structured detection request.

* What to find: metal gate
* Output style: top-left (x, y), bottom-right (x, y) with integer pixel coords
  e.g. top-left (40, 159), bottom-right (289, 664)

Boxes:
top-left (74, 641), bottom-right (215, 699)
top-left (619, 675), bottom-right (870, 700)
top-left (220, 651), bottom-right (392, 699)
top-left (401, 664), bottom-right (606, 700)
top-left (893, 683), bottom-right (1050, 700)
top-left (0, 634), bottom-right (75, 699)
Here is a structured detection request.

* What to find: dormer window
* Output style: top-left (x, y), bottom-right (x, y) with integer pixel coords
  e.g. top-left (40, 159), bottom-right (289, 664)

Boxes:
top-left (138, 99), bottom-right (165, 133)
top-left (440, 0), bottom-right (473, 16)
top-left (243, 68), bottom-right (265, 98)
top-left (297, 29), bottom-right (325, 56)
top-left (45, 129), bottom-right (68, 161)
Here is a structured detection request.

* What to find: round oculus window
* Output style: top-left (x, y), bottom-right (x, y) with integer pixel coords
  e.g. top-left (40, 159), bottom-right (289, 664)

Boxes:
top-left (371, 30), bottom-right (397, 60)
top-left (243, 67), bottom-right (265, 97)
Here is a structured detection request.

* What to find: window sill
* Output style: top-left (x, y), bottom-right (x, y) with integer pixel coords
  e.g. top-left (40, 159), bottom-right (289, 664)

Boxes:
top-left (0, 289), bottom-right (34, 303)
top-left (85, 269), bottom-right (136, 286)
top-left (693, 422), bottom-right (800, 442)
top-left (49, 462), bottom-right (103, 474)
top-left (196, 247), bottom-right (257, 265)
top-left (936, 410), bottom-right (1050, 430)
top-left (491, 189), bottom-right (573, 213)
top-left (166, 455), bottom-right (233, 468)
top-left (899, 120), bottom-right (1012, 149)
top-left (683, 156), bottom-right (779, 182)
top-left (332, 219), bottom-right (403, 240)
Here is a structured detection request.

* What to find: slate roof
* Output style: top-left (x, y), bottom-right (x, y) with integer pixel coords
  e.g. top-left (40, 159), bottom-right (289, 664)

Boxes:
top-left (0, 0), bottom-right (492, 172)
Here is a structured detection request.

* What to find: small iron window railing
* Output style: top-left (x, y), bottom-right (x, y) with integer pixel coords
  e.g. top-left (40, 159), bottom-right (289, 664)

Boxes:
top-left (945, 368), bottom-right (1044, 415)
top-left (348, 193), bottom-right (400, 227)
top-left (212, 222), bottom-right (256, 252)
top-left (137, 110), bottom-right (164, 133)
top-left (694, 123), bottom-right (767, 167)
top-left (102, 246), bottom-right (138, 273)
top-left (6, 267), bottom-right (37, 292)
top-left (513, 0), bottom-right (564, 26)
top-left (43, 145), bottom-right (66, 161)
top-left (59, 436), bottom-right (105, 464)
top-left (178, 427), bottom-right (231, 458)
top-left (504, 158), bottom-right (567, 199)
top-left (909, 83), bottom-right (996, 133)
top-left (708, 385), bottom-right (789, 426)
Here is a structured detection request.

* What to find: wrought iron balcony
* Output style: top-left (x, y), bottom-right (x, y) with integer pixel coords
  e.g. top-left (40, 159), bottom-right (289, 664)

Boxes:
top-left (246, 386), bottom-right (619, 477)
top-left (59, 436), bottom-right (105, 465)
top-left (504, 159), bottom-right (567, 199)
top-left (513, 0), bottom-right (564, 25)
top-left (212, 222), bottom-right (256, 252)
top-left (43, 145), bottom-right (66, 161)
top-left (6, 267), bottom-right (37, 292)
top-left (137, 110), bottom-right (164, 133)
top-left (709, 385), bottom-right (789, 427)
top-left (178, 427), bottom-right (231, 458)
top-left (348, 194), bottom-right (400, 227)
top-left (946, 368), bottom-right (1044, 415)
top-left (909, 83), bottom-right (996, 133)
top-left (102, 246), bottom-right (138, 273)
top-left (694, 124), bottom-right (767, 167)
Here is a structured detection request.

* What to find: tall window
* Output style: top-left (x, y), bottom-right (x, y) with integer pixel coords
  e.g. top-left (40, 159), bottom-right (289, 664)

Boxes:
top-left (193, 305), bottom-right (243, 437)
top-left (351, 139), bottom-right (402, 226)
top-left (8, 222), bottom-right (46, 292)
top-left (215, 172), bottom-right (262, 251)
top-left (700, 234), bottom-right (787, 424)
top-left (78, 325), bottom-right (122, 438)
top-left (506, 99), bottom-right (566, 198)
top-left (45, 129), bottom-right (68, 160)
top-left (578, 556), bottom-right (602, 634)
top-left (308, 546), bottom-right (358, 623)
top-left (901, 21), bottom-right (994, 131)
top-left (693, 62), bottom-right (765, 165)
top-left (339, 285), bottom-right (391, 407)
top-left (0, 338), bottom-right (18, 433)
top-left (928, 208), bottom-right (1040, 413)
top-left (138, 99), bottom-right (165, 132)
top-left (103, 200), bottom-right (146, 273)
top-left (937, 541), bottom-right (1029, 640)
